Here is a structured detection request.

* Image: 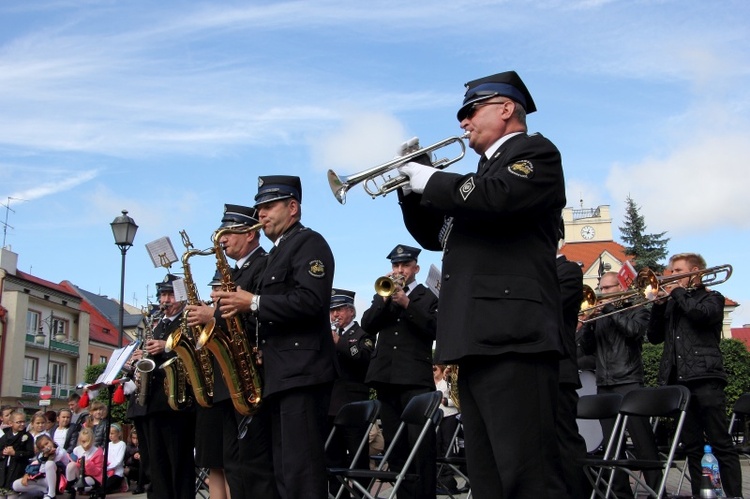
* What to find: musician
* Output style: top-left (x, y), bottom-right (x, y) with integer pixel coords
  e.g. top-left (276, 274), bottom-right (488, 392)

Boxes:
top-left (396, 70), bottom-right (568, 497)
top-left (216, 175), bottom-right (336, 498)
top-left (138, 274), bottom-right (196, 499)
top-left (647, 253), bottom-right (743, 497)
top-left (326, 288), bottom-right (375, 496)
top-left (579, 271), bottom-right (661, 496)
top-left (555, 232), bottom-right (590, 499)
top-left (186, 203), bottom-right (277, 499)
top-left (362, 244), bottom-right (438, 499)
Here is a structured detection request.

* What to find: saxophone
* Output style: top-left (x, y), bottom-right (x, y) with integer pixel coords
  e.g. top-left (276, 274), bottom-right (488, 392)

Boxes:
top-left (445, 364), bottom-right (460, 411)
top-left (195, 224), bottom-right (263, 416)
top-left (161, 355), bottom-right (192, 411)
top-left (134, 305), bottom-right (163, 406)
top-left (162, 231), bottom-right (215, 408)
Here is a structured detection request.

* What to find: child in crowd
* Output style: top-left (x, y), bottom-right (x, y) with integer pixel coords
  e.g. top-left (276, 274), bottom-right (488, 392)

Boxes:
top-left (105, 424), bottom-right (126, 493)
top-left (88, 402), bottom-right (109, 449)
top-left (27, 413), bottom-right (48, 442)
top-left (123, 429), bottom-right (141, 491)
top-left (0, 411), bottom-right (35, 498)
top-left (65, 427), bottom-right (103, 497)
top-left (12, 434), bottom-right (71, 499)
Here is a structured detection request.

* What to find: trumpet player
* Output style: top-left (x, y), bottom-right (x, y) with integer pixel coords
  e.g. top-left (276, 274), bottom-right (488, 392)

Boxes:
top-left (362, 244), bottom-right (438, 499)
top-left (395, 70), bottom-right (568, 498)
top-left (186, 204), bottom-right (277, 499)
top-left (578, 271), bottom-right (661, 496)
top-left (647, 253), bottom-right (743, 497)
top-left (138, 274), bottom-right (196, 499)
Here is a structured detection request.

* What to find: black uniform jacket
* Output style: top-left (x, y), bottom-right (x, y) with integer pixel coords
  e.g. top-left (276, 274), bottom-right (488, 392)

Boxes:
top-left (363, 284), bottom-right (438, 388)
top-left (647, 286), bottom-right (727, 385)
top-left (211, 246), bottom-right (268, 403)
top-left (399, 132), bottom-right (565, 364)
top-left (557, 255), bottom-right (583, 387)
top-left (255, 222), bottom-right (337, 398)
top-left (0, 430), bottom-right (35, 488)
top-left (146, 313), bottom-right (184, 414)
top-left (329, 321), bottom-right (375, 415)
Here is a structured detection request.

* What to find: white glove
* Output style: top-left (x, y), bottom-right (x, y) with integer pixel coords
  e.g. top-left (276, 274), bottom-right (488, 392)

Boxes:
top-left (397, 161), bottom-right (438, 194)
top-left (396, 137), bottom-right (420, 157)
top-left (123, 380), bottom-right (137, 396)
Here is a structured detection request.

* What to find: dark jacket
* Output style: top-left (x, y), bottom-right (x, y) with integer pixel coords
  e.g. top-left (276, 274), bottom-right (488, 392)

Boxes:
top-left (580, 302), bottom-right (650, 386)
top-left (399, 132), bottom-right (565, 363)
top-left (146, 313), bottom-right (184, 414)
top-left (0, 430), bottom-right (35, 488)
top-left (363, 284), bottom-right (438, 389)
top-left (329, 321), bottom-right (375, 416)
top-left (647, 286), bottom-right (726, 385)
top-left (557, 255), bottom-right (583, 387)
top-left (50, 423), bottom-right (80, 455)
top-left (255, 222), bottom-right (338, 398)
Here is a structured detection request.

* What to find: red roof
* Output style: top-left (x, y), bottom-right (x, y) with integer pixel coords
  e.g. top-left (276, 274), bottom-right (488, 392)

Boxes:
top-left (59, 281), bottom-right (120, 346)
top-left (15, 270), bottom-right (80, 299)
top-left (560, 241), bottom-right (633, 274)
top-left (731, 327), bottom-right (750, 349)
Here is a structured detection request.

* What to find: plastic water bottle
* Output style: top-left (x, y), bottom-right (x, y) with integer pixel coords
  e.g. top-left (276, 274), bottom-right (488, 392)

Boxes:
top-left (700, 444), bottom-right (725, 497)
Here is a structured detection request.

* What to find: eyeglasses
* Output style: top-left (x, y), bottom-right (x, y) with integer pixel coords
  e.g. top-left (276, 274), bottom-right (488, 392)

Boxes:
top-left (465, 100), bottom-right (510, 120)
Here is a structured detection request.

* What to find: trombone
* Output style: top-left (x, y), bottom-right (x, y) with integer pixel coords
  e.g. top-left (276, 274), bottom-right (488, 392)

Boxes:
top-left (579, 264), bottom-right (732, 323)
top-left (327, 132), bottom-right (469, 204)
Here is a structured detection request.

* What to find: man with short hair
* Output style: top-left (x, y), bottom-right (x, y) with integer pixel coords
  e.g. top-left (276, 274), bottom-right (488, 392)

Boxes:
top-left (215, 175), bottom-right (337, 498)
top-left (648, 252), bottom-right (743, 497)
top-left (396, 70), bottom-right (568, 497)
top-left (363, 244), bottom-right (438, 499)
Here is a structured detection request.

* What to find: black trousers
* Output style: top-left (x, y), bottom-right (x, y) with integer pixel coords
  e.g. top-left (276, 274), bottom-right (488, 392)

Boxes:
top-left (142, 410), bottom-right (195, 499)
top-left (232, 400), bottom-right (279, 499)
top-left (556, 381), bottom-right (591, 499)
top-left (681, 379), bottom-right (743, 498)
top-left (458, 354), bottom-right (568, 499)
top-left (268, 383), bottom-right (332, 499)
top-left (375, 384), bottom-right (437, 499)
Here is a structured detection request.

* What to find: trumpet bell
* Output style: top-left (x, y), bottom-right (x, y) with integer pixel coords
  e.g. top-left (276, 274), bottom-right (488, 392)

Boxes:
top-left (375, 276), bottom-right (397, 297)
top-left (327, 170), bottom-right (349, 205)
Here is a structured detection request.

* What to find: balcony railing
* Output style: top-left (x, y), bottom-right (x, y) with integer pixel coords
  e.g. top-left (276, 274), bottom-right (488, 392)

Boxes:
top-left (25, 334), bottom-right (80, 355)
top-left (22, 381), bottom-right (77, 400)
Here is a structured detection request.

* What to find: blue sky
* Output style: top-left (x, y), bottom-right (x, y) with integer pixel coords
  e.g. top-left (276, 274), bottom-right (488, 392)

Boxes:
top-left (2, 0), bottom-right (750, 327)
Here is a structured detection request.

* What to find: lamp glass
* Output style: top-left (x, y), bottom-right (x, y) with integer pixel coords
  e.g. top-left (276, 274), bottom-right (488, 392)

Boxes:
top-left (111, 210), bottom-right (139, 247)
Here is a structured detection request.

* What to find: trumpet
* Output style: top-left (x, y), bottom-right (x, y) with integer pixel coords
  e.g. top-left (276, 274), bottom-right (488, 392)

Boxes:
top-left (375, 274), bottom-right (406, 297)
top-left (327, 132), bottom-right (469, 204)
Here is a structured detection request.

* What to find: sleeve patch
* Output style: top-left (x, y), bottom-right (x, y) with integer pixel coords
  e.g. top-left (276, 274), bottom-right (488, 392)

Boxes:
top-left (459, 178), bottom-right (476, 201)
top-left (308, 260), bottom-right (326, 278)
top-left (507, 160), bottom-right (534, 179)
top-left (349, 345), bottom-right (359, 356)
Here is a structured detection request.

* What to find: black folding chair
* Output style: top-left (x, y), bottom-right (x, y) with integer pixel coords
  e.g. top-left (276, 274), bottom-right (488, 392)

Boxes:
top-left (329, 391), bottom-right (442, 499)
top-left (580, 385), bottom-right (691, 499)
top-left (575, 393), bottom-right (623, 492)
top-left (435, 414), bottom-right (469, 498)
top-left (325, 399), bottom-right (382, 499)
top-left (728, 392), bottom-right (750, 460)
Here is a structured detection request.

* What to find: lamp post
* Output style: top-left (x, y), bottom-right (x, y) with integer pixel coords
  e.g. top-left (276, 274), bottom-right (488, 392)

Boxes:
top-left (111, 210), bottom-right (138, 348)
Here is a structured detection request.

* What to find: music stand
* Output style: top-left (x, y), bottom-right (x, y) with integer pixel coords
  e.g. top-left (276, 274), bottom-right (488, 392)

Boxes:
top-left (80, 341), bottom-right (139, 498)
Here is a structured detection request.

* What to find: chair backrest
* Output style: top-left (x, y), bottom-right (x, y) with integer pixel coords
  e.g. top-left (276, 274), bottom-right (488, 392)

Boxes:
top-left (400, 391), bottom-right (442, 426)
top-left (619, 386), bottom-right (690, 418)
top-left (333, 399), bottom-right (381, 428)
top-left (577, 393), bottom-right (623, 420)
top-left (732, 392), bottom-right (750, 416)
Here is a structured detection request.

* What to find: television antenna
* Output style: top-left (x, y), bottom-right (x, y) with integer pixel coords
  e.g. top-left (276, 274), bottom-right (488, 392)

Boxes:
top-left (1, 197), bottom-right (27, 248)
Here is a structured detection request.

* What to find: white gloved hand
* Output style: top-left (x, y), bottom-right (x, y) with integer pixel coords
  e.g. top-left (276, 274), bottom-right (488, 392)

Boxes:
top-left (396, 137), bottom-right (420, 157)
top-left (397, 161), bottom-right (438, 194)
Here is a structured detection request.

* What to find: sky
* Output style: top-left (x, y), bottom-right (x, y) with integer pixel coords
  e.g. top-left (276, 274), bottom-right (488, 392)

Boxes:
top-left (2, 0), bottom-right (750, 328)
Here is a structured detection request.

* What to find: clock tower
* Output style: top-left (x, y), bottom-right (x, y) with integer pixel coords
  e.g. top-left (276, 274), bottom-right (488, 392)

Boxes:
top-left (562, 205), bottom-right (613, 243)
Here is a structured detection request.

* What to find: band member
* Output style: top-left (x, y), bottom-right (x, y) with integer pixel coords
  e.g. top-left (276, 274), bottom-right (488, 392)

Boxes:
top-left (326, 288), bottom-right (375, 496)
top-left (555, 230), bottom-right (591, 499)
top-left (396, 71), bottom-right (568, 497)
top-left (579, 271), bottom-right (661, 496)
top-left (137, 274), bottom-right (196, 498)
top-left (363, 244), bottom-right (438, 499)
top-left (186, 204), bottom-right (277, 499)
top-left (213, 175), bottom-right (337, 499)
top-left (647, 253), bottom-right (743, 497)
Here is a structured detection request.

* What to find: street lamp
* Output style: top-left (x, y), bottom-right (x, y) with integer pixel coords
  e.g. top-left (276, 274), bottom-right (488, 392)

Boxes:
top-left (34, 313), bottom-right (67, 386)
top-left (111, 210), bottom-right (138, 348)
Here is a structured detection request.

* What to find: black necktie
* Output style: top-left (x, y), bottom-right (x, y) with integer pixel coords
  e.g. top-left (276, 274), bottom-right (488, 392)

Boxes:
top-left (403, 285), bottom-right (410, 293)
top-left (162, 318), bottom-right (171, 328)
top-left (338, 328), bottom-right (344, 336)
top-left (478, 155), bottom-right (488, 171)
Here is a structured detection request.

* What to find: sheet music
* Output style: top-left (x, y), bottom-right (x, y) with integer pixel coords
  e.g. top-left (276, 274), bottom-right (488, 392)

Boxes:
top-left (145, 236), bottom-right (178, 268)
top-left (94, 341), bottom-right (140, 387)
top-left (425, 263), bottom-right (442, 298)
top-left (172, 278), bottom-right (188, 302)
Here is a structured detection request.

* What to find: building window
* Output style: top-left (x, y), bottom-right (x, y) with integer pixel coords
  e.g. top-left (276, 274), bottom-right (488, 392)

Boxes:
top-left (87, 354), bottom-right (93, 366)
top-left (99, 355), bottom-right (108, 364)
top-left (24, 357), bottom-right (39, 382)
top-left (52, 317), bottom-right (68, 340)
top-left (50, 362), bottom-right (66, 386)
top-left (26, 311), bottom-right (41, 336)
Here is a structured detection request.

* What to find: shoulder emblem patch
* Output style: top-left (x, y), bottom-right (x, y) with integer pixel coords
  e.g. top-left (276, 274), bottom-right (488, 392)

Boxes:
top-left (364, 338), bottom-right (374, 349)
top-left (308, 259), bottom-right (326, 278)
top-left (507, 160), bottom-right (534, 179)
top-left (459, 178), bottom-right (475, 201)
top-left (349, 345), bottom-right (359, 356)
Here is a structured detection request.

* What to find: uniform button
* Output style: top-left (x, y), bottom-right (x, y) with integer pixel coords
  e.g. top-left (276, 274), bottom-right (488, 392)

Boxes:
top-left (271, 276), bottom-right (276, 281)
top-left (394, 332), bottom-right (399, 336)
top-left (269, 322), bottom-right (274, 326)
top-left (445, 274), bottom-right (450, 280)
top-left (261, 339), bottom-right (266, 345)
top-left (393, 346), bottom-right (398, 350)
top-left (294, 342), bottom-right (299, 347)
top-left (504, 289), bottom-right (511, 295)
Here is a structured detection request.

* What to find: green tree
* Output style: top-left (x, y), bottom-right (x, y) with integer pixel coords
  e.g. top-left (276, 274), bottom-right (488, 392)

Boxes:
top-left (619, 195), bottom-right (670, 273)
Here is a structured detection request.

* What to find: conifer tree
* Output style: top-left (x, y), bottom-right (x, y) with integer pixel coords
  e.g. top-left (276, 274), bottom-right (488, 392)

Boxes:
top-left (619, 195), bottom-right (670, 272)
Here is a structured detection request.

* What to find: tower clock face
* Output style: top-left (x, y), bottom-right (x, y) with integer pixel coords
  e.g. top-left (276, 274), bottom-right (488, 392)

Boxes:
top-left (581, 225), bottom-right (595, 240)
